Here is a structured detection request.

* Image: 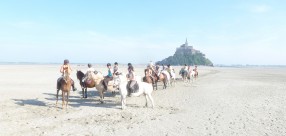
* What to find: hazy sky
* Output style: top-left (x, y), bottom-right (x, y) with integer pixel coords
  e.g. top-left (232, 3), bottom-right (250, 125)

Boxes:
top-left (0, 0), bottom-right (285, 65)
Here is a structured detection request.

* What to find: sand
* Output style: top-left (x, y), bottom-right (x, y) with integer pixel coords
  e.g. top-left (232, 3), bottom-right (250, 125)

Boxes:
top-left (1, 65), bottom-right (286, 136)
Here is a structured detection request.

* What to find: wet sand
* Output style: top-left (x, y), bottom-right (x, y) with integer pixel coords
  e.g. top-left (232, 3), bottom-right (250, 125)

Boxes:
top-left (0, 65), bottom-right (286, 136)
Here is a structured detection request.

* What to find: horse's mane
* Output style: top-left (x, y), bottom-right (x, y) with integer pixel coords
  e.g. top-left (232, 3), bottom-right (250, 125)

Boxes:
top-left (76, 70), bottom-right (85, 80)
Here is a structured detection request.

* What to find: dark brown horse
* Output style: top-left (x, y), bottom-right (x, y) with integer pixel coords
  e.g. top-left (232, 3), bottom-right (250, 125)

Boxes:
top-left (76, 70), bottom-right (96, 98)
top-left (56, 70), bottom-right (72, 109)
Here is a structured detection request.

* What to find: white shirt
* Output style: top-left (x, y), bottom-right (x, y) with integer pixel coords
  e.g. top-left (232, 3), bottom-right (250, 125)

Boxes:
top-left (86, 67), bottom-right (95, 73)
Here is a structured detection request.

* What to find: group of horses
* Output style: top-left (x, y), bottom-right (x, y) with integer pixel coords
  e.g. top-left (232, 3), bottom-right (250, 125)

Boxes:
top-left (56, 66), bottom-right (198, 110)
top-left (179, 68), bottom-right (199, 84)
top-left (143, 68), bottom-right (176, 90)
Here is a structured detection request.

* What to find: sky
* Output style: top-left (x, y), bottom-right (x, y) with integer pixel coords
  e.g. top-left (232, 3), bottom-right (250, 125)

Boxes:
top-left (0, 0), bottom-right (285, 65)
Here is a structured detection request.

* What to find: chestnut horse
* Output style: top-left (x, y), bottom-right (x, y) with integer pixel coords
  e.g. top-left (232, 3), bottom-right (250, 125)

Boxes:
top-left (76, 70), bottom-right (96, 98)
top-left (157, 71), bottom-right (169, 89)
top-left (142, 68), bottom-right (169, 90)
top-left (143, 69), bottom-right (158, 90)
top-left (56, 70), bottom-right (72, 109)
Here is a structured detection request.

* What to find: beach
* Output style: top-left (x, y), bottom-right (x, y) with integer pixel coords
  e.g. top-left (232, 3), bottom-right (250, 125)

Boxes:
top-left (0, 65), bottom-right (286, 136)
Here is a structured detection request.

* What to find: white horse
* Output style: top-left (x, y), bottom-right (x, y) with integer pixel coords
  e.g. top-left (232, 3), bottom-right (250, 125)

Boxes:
top-left (187, 70), bottom-right (196, 84)
top-left (118, 75), bottom-right (155, 110)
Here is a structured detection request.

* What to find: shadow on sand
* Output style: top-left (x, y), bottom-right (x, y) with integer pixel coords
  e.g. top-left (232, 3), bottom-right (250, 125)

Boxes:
top-left (13, 99), bottom-right (47, 106)
top-left (42, 90), bottom-right (120, 109)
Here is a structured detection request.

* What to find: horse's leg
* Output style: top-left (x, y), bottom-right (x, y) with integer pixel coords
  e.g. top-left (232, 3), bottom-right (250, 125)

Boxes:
top-left (155, 81), bottom-right (158, 90)
top-left (122, 95), bottom-right (127, 110)
top-left (163, 79), bottom-right (166, 89)
top-left (56, 89), bottom-right (59, 107)
top-left (85, 88), bottom-right (87, 98)
top-left (147, 94), bottom-right (155, 108)
top-left (144, 94), bottom-right (148, 107)
top-left (62, 91), bottom-right (64, 109)
top-left (81, 87), bottom-right (84, 98)
top-left (66, 91), bottom-right (69, 109)
top-left (99, 90), bottom-right (104, 103)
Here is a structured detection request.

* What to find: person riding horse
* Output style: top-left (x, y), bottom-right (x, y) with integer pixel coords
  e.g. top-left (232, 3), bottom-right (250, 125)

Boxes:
top-left (82, 63), bottom-right (96, 82)
top-left (167, 64), bottom-right (174, 78)
top-left (103, 63), bottom-right (113, 90)
top-left (126, 63), bottom-right (138, 96)
top-left (113, 62), bottom-right (121, 76)
top-left (57, 59), bottom-right (77, 91)
top-left (146, 65), bottom-right (155, 84)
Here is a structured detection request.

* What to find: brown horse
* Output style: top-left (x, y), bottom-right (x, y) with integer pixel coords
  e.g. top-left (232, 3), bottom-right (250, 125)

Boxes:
top-left (157, 71), bottom-right (168, 89)
top-left (144, 68), bottom-right (168, 90)
top-left (194, 69), bottom-right (198, 79)
top-left (56, 70), bottom-right (72, 109)
top-left (76, 70), bottom-right (96, 98)
top-left (143, 69), bottom-right (158, 90)
top-left (90, 71), bottom-right (121, 103)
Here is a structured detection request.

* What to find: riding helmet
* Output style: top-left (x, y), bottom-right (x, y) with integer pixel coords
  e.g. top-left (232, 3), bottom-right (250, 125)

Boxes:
top-left (114, 62), bottom-right (118, 65)
top-left (128, 63), bottom-right (132, 66)
top-left (107, 63), bottom-right (111, 66)
top-left (64, 59), bottom-right (69, 64)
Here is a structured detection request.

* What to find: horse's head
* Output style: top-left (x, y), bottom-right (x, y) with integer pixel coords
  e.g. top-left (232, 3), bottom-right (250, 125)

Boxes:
top-left (76, 70), bottom-right (84, 80)
top-left (144, 69), bottom-right (148, 76)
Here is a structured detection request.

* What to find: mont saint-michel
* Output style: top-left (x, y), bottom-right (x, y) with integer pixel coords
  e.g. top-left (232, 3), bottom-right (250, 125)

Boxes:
top-left (156, 39), bottom-right (213, 66)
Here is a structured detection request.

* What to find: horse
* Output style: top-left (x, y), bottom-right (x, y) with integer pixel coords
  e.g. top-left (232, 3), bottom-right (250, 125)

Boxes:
top-left (179, 68), bottom-right (188, 82)
top-left (118, 76), bottom-right (155, 110)
top-left (187, 70), bottom-right (196, 84)
top-left (76, 70), bottom-right (96, 98)
top-left (91, 72), bottom-right (122, 103)
top-left (157, 70), bottom-right (169, 89)
top-left (194, 69), bottom-right (198, 79)
top-left (143, 69), bottom-right (158, 90)
top-left (56, 70), bottom-right (72, 109)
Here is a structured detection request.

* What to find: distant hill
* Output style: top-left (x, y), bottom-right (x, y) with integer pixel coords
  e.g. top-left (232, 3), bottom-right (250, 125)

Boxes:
top-left (156, 39), bottom-right (213, 66)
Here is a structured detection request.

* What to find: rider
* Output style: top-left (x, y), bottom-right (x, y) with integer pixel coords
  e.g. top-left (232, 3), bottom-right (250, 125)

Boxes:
top-left (57, 59), bottom-right (77, 91)
top-left (127, 63), bottom-right (136, 96)
top-left (187, 65), bottom-right (192, 73)
top-left (127, 63), bottom-right (135, 81)
top-left (149, 61), bottom-right (154, 70)
top-left (194, 65), bottom-right (198, 76)
top-left (155, 64), bottom-right (160, 72)
top-left (167, 64), bottom-right (173, 78)
top-left (146, 65), bottom-right (155, 84)
top-left (82, 63), bottom-right (95, 82)
top-left (162, 64), bottom-right (166, 71)
top-left (103, 63), bottom-right (113, 90)
top-left (113, 62), bottom-right (121, 76)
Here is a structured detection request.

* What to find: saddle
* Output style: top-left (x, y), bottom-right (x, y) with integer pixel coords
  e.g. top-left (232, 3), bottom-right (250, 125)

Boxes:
top-left (126, 80), bottom-right (139, 96)
top-left (85, 79), bottom-right (93, 84)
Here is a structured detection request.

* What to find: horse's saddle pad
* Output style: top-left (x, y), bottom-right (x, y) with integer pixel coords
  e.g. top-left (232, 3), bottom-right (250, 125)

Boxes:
top-left (127, 81), bottom-right (139, 94)
top-left (108, 81), bottom-right (114, 86)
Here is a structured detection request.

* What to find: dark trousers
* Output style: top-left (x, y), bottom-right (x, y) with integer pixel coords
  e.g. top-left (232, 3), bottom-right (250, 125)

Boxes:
top-left (103, 76), bottom-right (113, 90)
